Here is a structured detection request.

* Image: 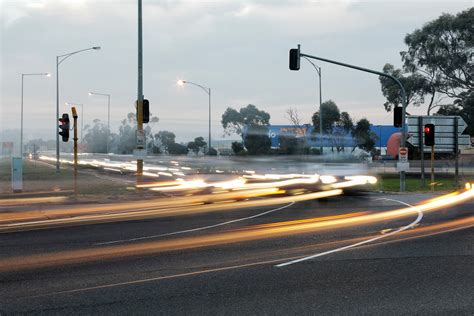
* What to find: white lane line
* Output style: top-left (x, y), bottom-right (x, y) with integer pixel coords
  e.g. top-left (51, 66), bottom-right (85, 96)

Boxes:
top-left (95, 202), bottom-right (295, 246)
top-left (275, 198), bottom-right (422, 267)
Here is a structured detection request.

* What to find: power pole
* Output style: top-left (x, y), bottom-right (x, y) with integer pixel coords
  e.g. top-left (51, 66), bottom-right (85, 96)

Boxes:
top-left (136, 0), bottom-right (144, 180)
top-left (71, 107), bottom-right (78, 195)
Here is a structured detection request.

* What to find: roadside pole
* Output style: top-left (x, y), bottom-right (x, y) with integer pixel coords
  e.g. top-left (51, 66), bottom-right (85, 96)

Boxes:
top-left (418, 116), bottom-right (425, 188)
top-left (136, 0), bottom-right (144, 183)
top-left (72, 107), bottom-right (78, 196)
top-left (454, 117), bottom-right (459, 187)
top-left (431, 145), bottom-right (435, 192)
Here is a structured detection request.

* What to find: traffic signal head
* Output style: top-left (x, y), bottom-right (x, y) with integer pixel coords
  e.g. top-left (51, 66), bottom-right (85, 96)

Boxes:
top-left (58, 113), bottom-right (70, 142)
top-left (424, 123), bottom-right (435, 146)
top-left (143, 99), bottom-right (149, 123)
top-left (394, 106), bottom-right (403, 127)
top-left (289, 46), bottom-right (300, 71)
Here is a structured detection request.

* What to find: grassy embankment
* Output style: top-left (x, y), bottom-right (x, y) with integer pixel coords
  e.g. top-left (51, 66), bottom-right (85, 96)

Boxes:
top-left (0, 158), bottom-right (133, 199)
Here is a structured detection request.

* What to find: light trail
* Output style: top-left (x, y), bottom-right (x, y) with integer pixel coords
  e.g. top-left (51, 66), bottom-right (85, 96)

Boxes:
top-left (13, 215), bottom-right (474, 300)
top-left (0, 187), bottom-right (472, 273)
top-left (0, 190), bottom-right (342, 232)
top-left (95, 202), bottom-right (296, 245)
top-left (275, 197), bottom-right (421, 267)
top-left (0, 196), bottom-right (68, 206)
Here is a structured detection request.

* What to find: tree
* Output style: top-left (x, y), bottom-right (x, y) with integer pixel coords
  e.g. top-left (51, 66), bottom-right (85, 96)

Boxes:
top-left (285, 107), bottom-right (306, 136)
top-left (114, 112), bottom-right (158, 154)
top-left (167, 143), bottom-right (188, 155)
top-left (243, 125), bottom-right (271, 155)
top-left (438, 91), bottom-right (474, 136)
top-left (353, 118), bottom-right (377, 154)
top-left (231, 141), bottom-right (245, 154)
top-left (83, 119), bottom-right (109, 153)
top-left (378, 63), bottom-right (430, 112)
top-left (312, 100), bottom-right (341, 133)
top-left (221, 104), bottom-right (270, 136)
top-left (330, 111), bottom-right (355, 152)
top-left (187, 136), bottom-right (207, 155)
top-left (154, 130), bottom-right (176, 154)
top-left (401, 8), bottom-right (473, 103)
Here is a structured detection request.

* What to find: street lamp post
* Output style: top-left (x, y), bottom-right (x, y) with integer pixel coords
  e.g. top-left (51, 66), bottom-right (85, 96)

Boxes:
top-left (88, 92), bottom-right (111, 153)
top-left (65, 103), bottom-right (84, 142)
top-left (56, 46), bottom-right (100, 173)
top-left (21, 73), bottom-right (50, 157)
top-left (177, 80), bottom-right (212, 152)
top-left (302, 57), bottom-right (323, 155)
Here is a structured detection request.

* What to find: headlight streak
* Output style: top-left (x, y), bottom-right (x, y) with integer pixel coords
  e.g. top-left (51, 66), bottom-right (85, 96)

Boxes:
top-left (0, 187), bottom-right (472, 274)
top-left (0, 189), bottom-right (341, 232)
top-left (95, 202), bottom-right (297, 246)
top-left (276, 197), bottom-right (421, 267)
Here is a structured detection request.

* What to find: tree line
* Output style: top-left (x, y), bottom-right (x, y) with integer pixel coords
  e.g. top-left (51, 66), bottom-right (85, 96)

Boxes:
top-left (222, 102), bottom-right (376, 156)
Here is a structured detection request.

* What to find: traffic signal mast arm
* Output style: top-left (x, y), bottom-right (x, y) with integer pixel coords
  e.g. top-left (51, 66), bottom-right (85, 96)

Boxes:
top-left (290, 44), bottom-right (408, 192)
top-left (290, 44), bottom-right (408, 147)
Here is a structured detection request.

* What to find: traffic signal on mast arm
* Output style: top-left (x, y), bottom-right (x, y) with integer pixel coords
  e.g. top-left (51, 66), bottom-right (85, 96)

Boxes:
top-left (58, 113), bottom-right (70, 142)
top-left (289, 46), bottom-right (300, 71)
top-left (394, 106), bottom-right (403, 127)
top-left (424, 123), bottom-right (435, 146)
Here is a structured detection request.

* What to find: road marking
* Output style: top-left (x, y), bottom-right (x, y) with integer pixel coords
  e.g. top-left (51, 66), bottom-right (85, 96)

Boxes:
top-left (275, 197), bottom-right (422, 267)
top-left (95, 202), bottom-right (295, 246)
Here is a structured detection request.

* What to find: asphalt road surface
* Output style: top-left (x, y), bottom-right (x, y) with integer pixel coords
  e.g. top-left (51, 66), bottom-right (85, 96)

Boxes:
top-left (1, 192), bottom-right (473, 315)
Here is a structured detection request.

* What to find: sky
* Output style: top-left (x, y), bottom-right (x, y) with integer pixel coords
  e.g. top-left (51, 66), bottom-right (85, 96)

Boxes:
top-left (1, 0), bottom-right (472, 144)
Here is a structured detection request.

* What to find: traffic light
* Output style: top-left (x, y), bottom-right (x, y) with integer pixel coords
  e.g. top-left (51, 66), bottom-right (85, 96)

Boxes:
top-left (143, 99), bottom-right (149, 123)
top-left (289, 47), bottom-right (300, 71)
top-left (424, 123), bottom-right (435, 146)
top-left (58, 113), bottom-right (70, 142)
top-left (394, 106), bottom-right (403, 127)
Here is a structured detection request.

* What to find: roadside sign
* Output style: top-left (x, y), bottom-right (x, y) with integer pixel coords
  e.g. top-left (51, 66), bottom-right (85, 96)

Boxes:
top-left (406, 115), bottom-right (470, 152)
top-left (11, 157), bottom-right (23, 192)
top-left (396, 162), bottom-right (409, 172)
top-left (136, 130), bottom-right (145, 148)
top-left (133, 148), bottom-right (147, 159)
top-left (399, 147), bottom-right (408, 162)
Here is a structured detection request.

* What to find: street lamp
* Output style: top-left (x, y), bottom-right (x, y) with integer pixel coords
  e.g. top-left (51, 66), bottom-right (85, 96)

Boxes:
top-left (56, 46), bottom-right (100, 172)
top-left (65, 102), bottom-right (84, 143)
top-left (88, 92), bottom-right (111, 154)
top-left (177, 79), bottom-right (212, 152)
top-left (20, 72), bottom-right (50, 158)
top-left (302, 56), bottom-right (323, 155)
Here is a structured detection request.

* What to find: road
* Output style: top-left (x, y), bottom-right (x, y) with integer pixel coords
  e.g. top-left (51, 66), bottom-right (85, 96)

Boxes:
top-left (0, 189), bottom-right (474, 315)
top-left (1, 191), bottom-right (473, 315)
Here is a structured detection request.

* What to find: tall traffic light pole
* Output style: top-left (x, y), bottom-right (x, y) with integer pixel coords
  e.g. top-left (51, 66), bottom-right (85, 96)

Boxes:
top-left (137, 0), bottom-right (144, 179)
top-left (290, 44), bottom-right (408, 191)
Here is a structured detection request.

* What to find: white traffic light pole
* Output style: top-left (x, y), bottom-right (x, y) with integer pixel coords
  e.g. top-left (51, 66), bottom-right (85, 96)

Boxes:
top-left (88, 92), bottom-right (111, 153)
top-left (177, 80), bottom-right (212, 152)
top-left (293, 44), bottom-right (408, 191)
top-left (55, 46), bottom-right (100, 173)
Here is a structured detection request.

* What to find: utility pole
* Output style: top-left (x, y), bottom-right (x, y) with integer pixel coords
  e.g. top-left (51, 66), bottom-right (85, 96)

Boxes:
top-left (137, 0), bottom-right (144, 180)
top-left (208, 88), bottom-right (212, 151)
top-left (71, 106), bottom-right (78, 195)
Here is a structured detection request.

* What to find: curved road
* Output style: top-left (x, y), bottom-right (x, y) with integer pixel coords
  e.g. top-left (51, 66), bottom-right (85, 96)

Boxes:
top-left (0, 192), bottom-right (473, 315)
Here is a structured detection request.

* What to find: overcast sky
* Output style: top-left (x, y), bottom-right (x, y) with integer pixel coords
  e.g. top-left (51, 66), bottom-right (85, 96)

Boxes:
top-left (1, 0), bottom-right (472, 143)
